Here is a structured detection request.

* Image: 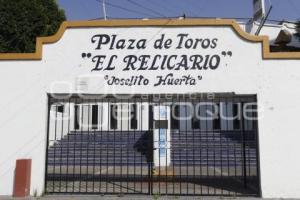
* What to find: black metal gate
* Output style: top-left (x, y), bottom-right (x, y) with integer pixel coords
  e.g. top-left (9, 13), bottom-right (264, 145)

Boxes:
top-left (45, 94), bottom-right (261, 196)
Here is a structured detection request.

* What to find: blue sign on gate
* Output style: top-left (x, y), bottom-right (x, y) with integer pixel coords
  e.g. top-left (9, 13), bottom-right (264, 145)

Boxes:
top-left (159, 129), bottom-right (167, 157)
top-left (159, 107), bottom-right (167, 119)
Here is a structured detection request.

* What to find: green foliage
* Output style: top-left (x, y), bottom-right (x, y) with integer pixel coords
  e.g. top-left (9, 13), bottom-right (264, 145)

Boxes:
top-left (0, 0), bottom-right (66, 53)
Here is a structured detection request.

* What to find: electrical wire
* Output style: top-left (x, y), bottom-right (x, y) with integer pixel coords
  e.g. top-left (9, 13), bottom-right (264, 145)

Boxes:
top-left (127, 0), bottom-right (166, 18)
top-left (183, 2), bottom-right (197, 17)
top-left (94, 0), bottom-right (157, 18)
top-left (143, 0), bottom-right (179, 16)
top-left (88, 15), bottom-right (299, 26)
top-left (90, 0), bottom-right (299, 25)
top-left (153, 0), bottom-right (186, 17)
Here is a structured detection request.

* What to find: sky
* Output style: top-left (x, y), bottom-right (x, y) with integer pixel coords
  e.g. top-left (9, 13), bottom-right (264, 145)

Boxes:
top-left (57, 0), bottom-right (300, 22)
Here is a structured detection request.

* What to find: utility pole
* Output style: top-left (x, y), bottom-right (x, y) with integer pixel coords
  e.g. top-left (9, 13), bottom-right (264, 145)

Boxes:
top-left (102, 0), bottom-right (107, 20)
top-left (255, 5), bottom-right (273, 35)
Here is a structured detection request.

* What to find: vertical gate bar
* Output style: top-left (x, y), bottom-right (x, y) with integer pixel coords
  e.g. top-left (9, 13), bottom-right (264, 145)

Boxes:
top-left (198, 95), bottom-right (203, 195)
top-left (106, 99), bottom-right (109, 193)
top-left (72, 98), bottom-right (77, 193)
top-left (233, 96), bottom-right (237, 186)
top-left (243, 98), bottom-right (249, 191)
top-left (126, 99), bottom-right (129, 193)
top-left (133, 98), bottom-right (136, 193)
top-left (225, 97), bottom-right (230, 196)
top-left (127, 98), bottom-right (130, 194)
top-left (80, 102), bottom-right (84, 193)
top-left (254, 96), bottom-right (262, 197)
top-left (58, 100), bottom-right (64, 193)
top-left (165, 103), bottom-right (168, 195)
top-left (148, 96), bottom-right (154, 195)
top-left (125, 99), bottom-right (128, 193)
top-left (136, 98), bottom-right (143, 193)
top-left (120, 100), bottom-right (123, 194)
top-left (247, 104), bottom-right (251, 190)
top-left (92, 101), bottom-right (95, 192)
top-left (178, 96), bottom-right (182, 195)
top-left (218, 97), bottom-right (222, 195)
top-left (65, 97), bottom-right (71, 193)
top-left (172, 97), bottom-right (175, 195)
top-left (52, 102), bottom-right (58, 192)
top-left (113, 98), bottom-right (116, 193)
top-left (205, 99), bottom-right (209, 195)
top-left (44, 95), bottom-right (51, 193)
top-left (253, 99), bottom-right (258, 192)
top-left (140, 99), bottom-right (143, 194)
top-left (219, 97), bottom-right (224, 196)
top-left (86, 102), bottom-right (90, 193)
top-left (159, 98), bottom-right (161, 195)
top-left (184, 96), bottom-right (188, 195)
top-left (212, 99), bottom-right (216, 195)
top-left (123, 99), bottom-right (125, 193)
top-left (111, 100), bottom-right (115, 193)
top-left (146, 96), bottom-right (152, 195)
top-left (92, 100), bottom-right (96, 193)
top-left (234, 97), bottom-right (239, 197)
top-left (240, 102), bottom-right (247, 189)
top-left (98, 98), bottom-right (103, 194)
top-left (192, 98), bottom-right (195, 195)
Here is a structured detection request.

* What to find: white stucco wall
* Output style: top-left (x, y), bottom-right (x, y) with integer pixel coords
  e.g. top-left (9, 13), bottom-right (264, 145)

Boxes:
top-left (0, 23), bottom-right (300, 198)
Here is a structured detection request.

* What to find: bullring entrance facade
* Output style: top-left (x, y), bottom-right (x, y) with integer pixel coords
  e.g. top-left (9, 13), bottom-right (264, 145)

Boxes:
top-left (0, 19), bottom-right (300, 198)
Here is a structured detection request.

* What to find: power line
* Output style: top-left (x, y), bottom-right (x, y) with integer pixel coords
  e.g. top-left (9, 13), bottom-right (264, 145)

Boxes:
top-left (182, 0), bottom-right (202, 17)
top-left (178, 0), bottom-right (209, 17)
top-left (89, 15), bottom-right (298, 25)
top-left (94, 0), bottom-right (157, 18)
top-left (155, 0), bottom-right (184, 17)
top-left (143, 0), bottom-right (179, 16)
top-left (127, 0), bottom-right (166, 18)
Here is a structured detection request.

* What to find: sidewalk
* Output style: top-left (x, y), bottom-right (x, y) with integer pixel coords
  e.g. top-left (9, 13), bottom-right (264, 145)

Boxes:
top-left (0, 195), bottom-right (269, 200)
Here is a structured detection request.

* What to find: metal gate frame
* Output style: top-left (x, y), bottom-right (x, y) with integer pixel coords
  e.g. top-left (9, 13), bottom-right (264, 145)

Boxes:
top-left (44, 93), bottom-right (261, 197)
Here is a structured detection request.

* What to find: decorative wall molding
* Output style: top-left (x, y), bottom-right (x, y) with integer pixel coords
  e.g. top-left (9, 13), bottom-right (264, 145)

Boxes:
top-left (0, 18), bottom-right (299, 60)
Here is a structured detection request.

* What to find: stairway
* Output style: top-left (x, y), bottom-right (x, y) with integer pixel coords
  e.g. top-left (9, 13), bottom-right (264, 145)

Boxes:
top-left (47, 130), bottom-right (257, 167)
top-left (171, 130), bottom-right (257, 167)
top-left (47, 131), bottom-right (151, 166)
